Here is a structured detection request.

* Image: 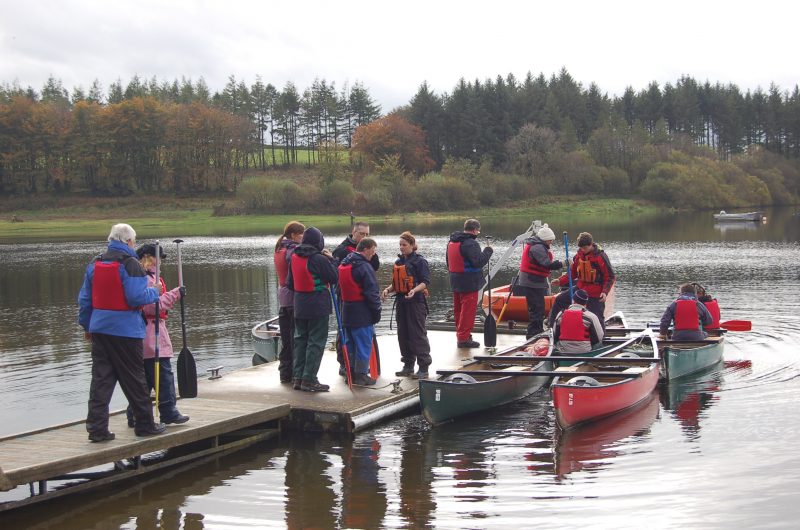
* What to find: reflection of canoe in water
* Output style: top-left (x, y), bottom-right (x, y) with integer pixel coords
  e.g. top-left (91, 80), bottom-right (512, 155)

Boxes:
top-left (419, 332), bottom-right (554, 425)
top-left (481, 283), bottom-right (616, 322)
top-left (554, 390), bottom-right (660, 477)
top-left (251, 316), bottom-right (280, 365)
top-left (551, 331), bottom-right (660, 430)
top-left (661, 335), bottom-right (725, 381)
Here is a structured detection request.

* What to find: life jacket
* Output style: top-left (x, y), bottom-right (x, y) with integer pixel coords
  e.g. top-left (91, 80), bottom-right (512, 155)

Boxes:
top-left (91, 258), bottom-right (134, 311)
top-left (559, 308), bottom-right (590, 341)
top-left (338, 263), bottom-right (364, 302)
top-left (392, 263), bottom-right (415, 294)
top-left (520, 243), bottom-right (553, 277)
top-left (674, 299), bottom-right (701, 331)
top-left (274, 246), bottom-right (289, 287)
top-left (146, 276), bottom-right (168, 320)
top-left (703, 299), bottom-right (721, 328)
top-left (290, 254), bottom-right (318, 293)
top-left (576, 256), bottom-right (597, 283)
top-left (447, 241), bottom-right (465, 273)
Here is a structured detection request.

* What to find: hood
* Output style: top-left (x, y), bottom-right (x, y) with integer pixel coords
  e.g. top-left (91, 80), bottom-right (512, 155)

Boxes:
top-left (301, 227), bottom-right (324, 251)
top-left (449, 231), bottom-right (474, 243)
top-left (524, 236), bottom-right (548, 246)
top-left (341, 251), bottom-right (368, 266)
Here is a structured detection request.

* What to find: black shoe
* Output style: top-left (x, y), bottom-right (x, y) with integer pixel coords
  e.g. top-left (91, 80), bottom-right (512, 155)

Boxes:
top-left (162, 413), bottom-right (189, 425)
top-left (411, 370), bottom-right (429, 380)
top-left (338, 366), bottom-right (347, 377)
top-left (280, 377), bottom-right (293, 384)
top-left (88, 431), bottom-right (116, 443)
top-left (353, 374), bottom-right (377, 386)
top-left (127, 417), bottom-right (135, 428)
top-left (395, 366), bottom-right (414, 377)
top-left (134, 423), bottom-right (167, 437)
top-left (300, 381), bottom-right (330, 392)
top-left (457, 340), bottom-right (481, 348)
top-left (293, 378), bottom-right (302, 390)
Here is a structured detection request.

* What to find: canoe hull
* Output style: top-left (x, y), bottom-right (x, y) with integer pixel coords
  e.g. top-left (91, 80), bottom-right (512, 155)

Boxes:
top-left (251, 317), bottom-right (280, 364)
top-left (482, 284), bottom-right (617, 322)
top-left (713, 211), bottom-right (763, 222)
top-left (661, 338), bottom-right (725, 380)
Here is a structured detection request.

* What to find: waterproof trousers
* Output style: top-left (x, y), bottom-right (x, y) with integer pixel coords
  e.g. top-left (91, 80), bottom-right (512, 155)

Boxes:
top-left (452, 290), bottom-right (479, 342)
top-left (521, 285), bottom-right (547, 338)
top-left (397, 301), bottom-right (431, 369)
top-left (87, 333), bottom-right (156, 436)
top-left (344, 324), bottom-right (374, 376)
top-left (278, 306), bottom-right (295, 382)
top-left (293, 316), bottom-right (329, 384)
top-left (586, 298), bottom-right (606, 330)
top-left (126, 357), bottom-right (181, 424)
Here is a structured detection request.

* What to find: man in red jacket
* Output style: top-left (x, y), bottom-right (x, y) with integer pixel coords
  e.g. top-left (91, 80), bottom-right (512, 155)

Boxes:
top-left (559, 232), bottom-right (615, 329)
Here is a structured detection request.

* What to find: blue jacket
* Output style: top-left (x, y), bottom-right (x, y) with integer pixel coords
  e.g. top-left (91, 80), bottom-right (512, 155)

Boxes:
top-left (78, 240), bottom-right (160, 339)
top-left (447, 231), bottom-right (493, 293)
top-left (659, 294), bottom-right (713, 341)
top-left (340, 252), bottom-right (382, 327)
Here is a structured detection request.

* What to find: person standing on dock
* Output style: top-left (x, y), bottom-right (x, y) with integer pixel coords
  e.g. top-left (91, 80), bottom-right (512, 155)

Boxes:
top-left (382, 231), bottom-right (432, 379)
top-left (333, 220), bottom-right (380, 271)
top-left (274, 221), bottom-right (306, 384)
top-left (559, 232), bottom-right (616, 329)
top-left (446, 219), bottom-right (493, 348)
top-left (552, 289), bottom-right (604, 354)
top-left (78, 223), bottom-right (167, 442)
top-left (287, 227), bottom-right (339, 392)
top-left (124, 243), bottom-right (189, 428)
top-left (339, 238), bottom-right (382, 386)
top-left (517, 224), bottom-right (563, 338)
top-left (659, 283), bottom-right (713, 341)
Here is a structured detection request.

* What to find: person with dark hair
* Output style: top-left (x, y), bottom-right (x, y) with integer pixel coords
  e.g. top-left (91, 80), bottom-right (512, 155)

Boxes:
top-left (339, 238), bottom-right (382, 385)
top-left (558, 231), bottom-right (616, 328)
top-left (382, 231), bottom-right (432, 379)
top-left (287, 227), bottom-right (339, 392)
top-left (694, 283), bottom-right (721, 329)
top-left (446, 219), bottom-right (492, 348)
top-left (552, 289), bottom-right (604, 354)
top-left (78, 223), bottom-right (166, 442)
top-left (125, 243), bottom-right (189, 428)
top-left (659, 283), bottom-right (713, 341)
top-left (333, 221), bottom-right (380, 271)
top-left (517, 223), bottom-right (563, 338)
top-left (274, 221), bottom-right (305, 384)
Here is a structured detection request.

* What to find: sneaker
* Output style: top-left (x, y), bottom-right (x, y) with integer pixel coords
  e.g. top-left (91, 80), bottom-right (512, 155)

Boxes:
top-left (134, 422), bottom-right (167, 437)
top-left (88, 431), bottom-right (116, 443)
top-left (411, 370), bottom-right (429, 380)
top-left (457, 340), bottom-right (481, 348)
top-left (280, 376), bottom-right (293, 384)
top-left (293, 378), bottom-right (302, 390)
top-left (353, 374), bottom-right (377, 386)
top-left (338, 366), bottom-right (347, 377)
top-left (300, 381), bottom-right (330, 392)
top-left (162, 413), bottom-right (190, 425)
top-left (395, 366), bottom-right (414, 377)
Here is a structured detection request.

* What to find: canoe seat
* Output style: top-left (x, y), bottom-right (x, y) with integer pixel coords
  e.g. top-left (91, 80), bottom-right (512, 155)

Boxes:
top-left (621, 366), bottom-right (647, 374)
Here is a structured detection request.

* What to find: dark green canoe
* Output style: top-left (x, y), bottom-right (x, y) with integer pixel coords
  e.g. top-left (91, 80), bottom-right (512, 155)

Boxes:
top-left (661, 335), bottom-right (725, 380)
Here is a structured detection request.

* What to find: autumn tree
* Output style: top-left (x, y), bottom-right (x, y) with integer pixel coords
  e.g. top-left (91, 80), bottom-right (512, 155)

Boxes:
top-left (351, 114), bottom-right (434, 175)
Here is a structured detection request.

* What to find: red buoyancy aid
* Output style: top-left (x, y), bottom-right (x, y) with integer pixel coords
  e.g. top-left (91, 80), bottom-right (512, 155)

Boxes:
top-left (274, 247), bottom-right (289, 287)
top-left (447, 241), bottom-right (465, 273)
top-left (703, 299), bottom-right (721, 328)
top-left (520, 243), bottom-right (553, 277)
top-left (290, 254), bottom-right (317, 293)
top-left (559, 308), bottom-right (590, 341)
top-left (674, 299), bottom-right (701, 331)
top-left (338, 263), bottom-right (364, 302)
top-left (92, 259), bottom-right (134, 311)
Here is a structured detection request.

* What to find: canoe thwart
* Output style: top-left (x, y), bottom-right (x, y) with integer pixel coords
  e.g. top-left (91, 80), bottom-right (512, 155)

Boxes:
top-left (436, 369), bottom-right (644, 378)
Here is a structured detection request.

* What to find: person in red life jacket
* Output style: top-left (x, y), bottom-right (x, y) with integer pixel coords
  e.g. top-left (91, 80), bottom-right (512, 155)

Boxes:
top-left (446, 219), bottom-right (493, 348)
top-left (659, 283), bottom-right (713, 341)
top-left (517, 224), bottom-right (563, 338)
top-left (124, 243), bottom-right (189, 428)
top-left (693, 283), bottom-right (721, 329)
top-left (558, 232), bottom-right (616, 330)
top-left (339, 238), bottom-right (382, 386)
top-left (286, 227), bottom-right (339, 392)
top-left (333, 221), bottom-right (380, 271)
top-left (274, 221), bottom-right (306, 384)
top-left (552, 289), bottom-right (604, 354)
top-left (382, 231), bottom-right (432, 379)
top-left (77, 223), bottom-right (166, 442)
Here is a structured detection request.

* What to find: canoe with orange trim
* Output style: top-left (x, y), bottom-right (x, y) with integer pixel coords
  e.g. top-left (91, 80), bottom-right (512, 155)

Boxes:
top-left (481, 284), bottom-right (616, 322)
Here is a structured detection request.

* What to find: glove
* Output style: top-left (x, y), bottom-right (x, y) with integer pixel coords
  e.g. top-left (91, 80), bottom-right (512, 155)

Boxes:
top-left (179, 286), bottom-right (186, 298)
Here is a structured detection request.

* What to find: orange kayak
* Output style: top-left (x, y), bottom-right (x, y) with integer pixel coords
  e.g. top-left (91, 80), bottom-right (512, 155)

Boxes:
top-left (481, 284), bottom-right (616, 322)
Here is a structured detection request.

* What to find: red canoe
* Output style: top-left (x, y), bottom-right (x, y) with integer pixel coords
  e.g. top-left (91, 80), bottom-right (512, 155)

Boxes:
top-left (482, 284), bottom-right (616, 322)
top-left (551, 330), bottom-right (660, 430)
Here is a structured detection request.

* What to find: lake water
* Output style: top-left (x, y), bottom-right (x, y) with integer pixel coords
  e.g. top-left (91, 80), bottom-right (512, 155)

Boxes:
top-left (1, 207), bottom-right (800, 528)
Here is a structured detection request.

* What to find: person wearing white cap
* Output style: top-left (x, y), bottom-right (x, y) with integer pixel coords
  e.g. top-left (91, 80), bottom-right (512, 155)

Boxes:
top-left (516, 223), bottom-right (563, 338)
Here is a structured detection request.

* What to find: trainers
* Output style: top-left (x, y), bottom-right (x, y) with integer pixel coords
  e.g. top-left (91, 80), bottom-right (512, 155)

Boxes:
top-left (162, 413), bottom-right (190, 425)
top-left (395, 366), bottom-right (414, 377)
top-left (88, 431), bottom-right (116, 443)
top-left (457, 340), bottom-right (481, 348)
top-left (411, 370), bottom-right (429, 380)
top-left (353, 374), bottom-right (377, 386)
top-left (300, 381), bottom-right (330, 392)
top-left (280, 376), bottom-right (293, 384)
top-left (293, 378), bottom-right (302, 390)
top-left (338, 366), bottom-right (347, 377)
top-left (134, 423), bottom-right (167, 437)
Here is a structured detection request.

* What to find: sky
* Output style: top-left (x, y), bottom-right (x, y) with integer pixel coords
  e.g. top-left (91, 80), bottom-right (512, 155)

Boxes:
top-left (1, 0), bottom-right (798, 110)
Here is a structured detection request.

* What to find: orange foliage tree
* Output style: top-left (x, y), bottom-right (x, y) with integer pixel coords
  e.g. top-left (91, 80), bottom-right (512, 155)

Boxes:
top-left (351, 113), bottom-right (434, 175)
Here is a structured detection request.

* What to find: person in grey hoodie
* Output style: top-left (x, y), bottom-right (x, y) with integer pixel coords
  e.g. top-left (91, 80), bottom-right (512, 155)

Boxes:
top-left (516, 224), bottom-right (563, 338)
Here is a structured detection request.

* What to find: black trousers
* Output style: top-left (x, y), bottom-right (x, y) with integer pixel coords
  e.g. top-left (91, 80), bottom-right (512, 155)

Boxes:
top-left (278, 306), bottom-right (295, 381)
top-left (521, 285), bottom-right (547, 338)
top-left (587, 297), bottom-right (606, 330)
top-left (87, 333), bottom-right (156, 435)
top-left (396, 300), bottom-right (431, 369)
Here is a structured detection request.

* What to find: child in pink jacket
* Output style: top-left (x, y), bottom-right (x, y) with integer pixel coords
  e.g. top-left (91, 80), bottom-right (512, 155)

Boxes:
top-left (126, 244), bottom-right (189, 427)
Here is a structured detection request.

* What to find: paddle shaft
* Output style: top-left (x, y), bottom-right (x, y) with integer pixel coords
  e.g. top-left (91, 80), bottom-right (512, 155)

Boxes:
top-left (563, 231), bottom-right (573, 302)
top-left (154, 241), bottom-right (161, 418)
top-left (175, 239), bottom-right (188, 348)
top-left (484, 250), bottom-right (497, 347)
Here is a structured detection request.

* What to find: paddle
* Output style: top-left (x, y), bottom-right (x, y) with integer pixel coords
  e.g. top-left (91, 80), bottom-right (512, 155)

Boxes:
top-left (484, 255), bottom-right (497, 347)
top-left (330, 286), bottom-right (353, 389)
top-left (719, 320), bottom-right (751, 332)
top-left (563, 231), bottom-right (574, 302)
top-left (496, 274), bottom-right (520, 325)
top-left (154, 241), bottom-right (161, 419)
top-left (174, 239), bottom-right (198, 398)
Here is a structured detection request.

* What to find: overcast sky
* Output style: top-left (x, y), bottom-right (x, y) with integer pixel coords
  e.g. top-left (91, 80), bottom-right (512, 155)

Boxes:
top-left (2, 0), bottom-right (797, 110)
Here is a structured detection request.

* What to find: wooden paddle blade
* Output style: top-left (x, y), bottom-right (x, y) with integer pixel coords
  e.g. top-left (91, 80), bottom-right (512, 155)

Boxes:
top-left (177, 347), bottom-right (198, 398)
top-left (484, 315), bottom-right (497, 347)
top-left (720, 320), bottom-right (751, 331)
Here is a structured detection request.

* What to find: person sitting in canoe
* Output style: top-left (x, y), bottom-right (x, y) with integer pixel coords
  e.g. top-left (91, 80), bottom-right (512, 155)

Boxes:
top-left (658, 283), bottom-right (713, 341)
top-left (552, 288), bottom-right (604, 354)
top-left (693, 283), bottom-right (721, 329)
